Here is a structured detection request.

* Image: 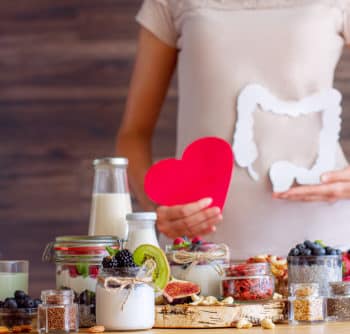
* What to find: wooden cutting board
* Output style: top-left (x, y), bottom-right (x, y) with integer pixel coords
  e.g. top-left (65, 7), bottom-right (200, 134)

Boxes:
top-left (154, 300), bottom-right (288, 328)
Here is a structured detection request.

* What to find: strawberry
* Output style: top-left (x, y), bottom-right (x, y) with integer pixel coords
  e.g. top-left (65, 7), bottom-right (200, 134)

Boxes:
top-left (342, 253), bottom-right (350, 277)
top-left (173, 237), bottom-right (185, 246)
top-left (89, 265), bottom-right (99, 279)
top-left (191, 236), bottom-right (203, 244)
top-left (68, 265), bottom-right (78, 278)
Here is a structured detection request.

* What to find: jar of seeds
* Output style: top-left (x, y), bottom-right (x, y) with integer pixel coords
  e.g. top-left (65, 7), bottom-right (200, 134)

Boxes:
top-left (38, 290), bottom-right (78, 333)
top-left (288, 283), bottom-right (326, 324)
top-left (327, 282), bottom-right (350, 321)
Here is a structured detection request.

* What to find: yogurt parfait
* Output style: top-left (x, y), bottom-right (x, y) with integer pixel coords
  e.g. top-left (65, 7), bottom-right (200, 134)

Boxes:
top-left (166, 238), bottom-right (230, 297)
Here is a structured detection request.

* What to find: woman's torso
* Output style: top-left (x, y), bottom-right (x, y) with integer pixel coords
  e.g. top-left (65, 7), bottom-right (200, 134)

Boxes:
top-left (156, 0), bottom-right (350, 257)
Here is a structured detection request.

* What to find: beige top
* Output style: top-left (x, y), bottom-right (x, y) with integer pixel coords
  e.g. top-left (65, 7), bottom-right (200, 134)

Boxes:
top-left (137, 0), bottom-right (350, 258)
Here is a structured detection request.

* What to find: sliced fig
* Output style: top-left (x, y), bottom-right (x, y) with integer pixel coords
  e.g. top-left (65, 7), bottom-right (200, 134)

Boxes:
top-left (163, 279), bottom-right (200, 303)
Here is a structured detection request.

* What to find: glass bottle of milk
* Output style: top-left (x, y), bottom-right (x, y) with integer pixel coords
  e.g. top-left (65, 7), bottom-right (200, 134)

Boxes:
top-left (126, 212), bottom-right (159, 253)
top-left (88, 158), bottom-right (132, 239)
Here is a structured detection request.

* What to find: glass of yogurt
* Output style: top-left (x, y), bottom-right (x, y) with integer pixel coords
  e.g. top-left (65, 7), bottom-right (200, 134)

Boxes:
top-left (0, 261), bottom-right (28, 300)
top-left (166, 242), bottom-right (230, 297)
top-left (96, 267), bottom-right (154, 330)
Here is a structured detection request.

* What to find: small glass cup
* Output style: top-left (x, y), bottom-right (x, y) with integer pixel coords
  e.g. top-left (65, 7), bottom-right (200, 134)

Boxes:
top-left (0, 261), bottom-right (29, 300)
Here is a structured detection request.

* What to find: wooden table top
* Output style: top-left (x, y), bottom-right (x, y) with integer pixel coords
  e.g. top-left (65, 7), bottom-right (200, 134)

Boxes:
top-left (80, 322), bottom-right (350, 334)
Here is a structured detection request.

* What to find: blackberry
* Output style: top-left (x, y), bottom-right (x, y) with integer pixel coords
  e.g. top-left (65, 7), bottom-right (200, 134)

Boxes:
top-left (115, 249), bottom-right (136, 267)
top-left (102, 256), bottom-right (114, 268)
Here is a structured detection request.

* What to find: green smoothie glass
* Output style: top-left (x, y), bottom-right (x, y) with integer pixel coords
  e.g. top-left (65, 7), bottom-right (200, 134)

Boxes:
top-left (0, 261), bottom-right (29, 300)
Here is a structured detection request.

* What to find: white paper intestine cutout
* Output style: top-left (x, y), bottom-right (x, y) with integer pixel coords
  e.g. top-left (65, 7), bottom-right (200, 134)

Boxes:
top-left (233, 84), bottom-right (342, 192)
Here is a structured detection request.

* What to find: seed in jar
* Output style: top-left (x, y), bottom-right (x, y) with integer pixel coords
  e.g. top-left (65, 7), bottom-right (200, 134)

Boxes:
top-left (19, 325), bottom-right (32, 333)
top-left (88, 325), bottom-right (105, 333)
top-left (235, 319), bottom-right (253, 329)
top-left (261, 318), bottom-right (275, 329)
top-left (0, 327), bottom-right (9, 334)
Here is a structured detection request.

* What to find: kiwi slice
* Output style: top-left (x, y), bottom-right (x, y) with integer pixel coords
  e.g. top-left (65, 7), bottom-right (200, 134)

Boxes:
top-left (133, 244), bottom-right (170, 290)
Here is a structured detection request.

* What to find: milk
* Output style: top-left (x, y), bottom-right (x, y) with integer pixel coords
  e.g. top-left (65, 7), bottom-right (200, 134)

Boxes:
top-left (96, 283), bottom-right (154, 330)
top-left (89, 193), bottom-right (132, 239)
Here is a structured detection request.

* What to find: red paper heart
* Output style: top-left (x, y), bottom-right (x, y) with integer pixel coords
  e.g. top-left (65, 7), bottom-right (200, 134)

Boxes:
top-left (144, 137), bottom-right (234, 210)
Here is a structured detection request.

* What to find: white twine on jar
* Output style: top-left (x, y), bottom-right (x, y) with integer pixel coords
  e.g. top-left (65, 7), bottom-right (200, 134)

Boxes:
top-left (170, 244), bottom-right (230, 276)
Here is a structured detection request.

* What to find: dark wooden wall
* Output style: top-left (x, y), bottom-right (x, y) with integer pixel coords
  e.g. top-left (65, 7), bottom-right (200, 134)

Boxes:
top-left (0, 0), bottom-right (350, 297)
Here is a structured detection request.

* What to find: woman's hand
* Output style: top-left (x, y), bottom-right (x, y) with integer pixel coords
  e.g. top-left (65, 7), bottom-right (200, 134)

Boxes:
top-left (273, 167), bottom-right (350, 202)
top-left (156, 198), bottom-right (223, 239)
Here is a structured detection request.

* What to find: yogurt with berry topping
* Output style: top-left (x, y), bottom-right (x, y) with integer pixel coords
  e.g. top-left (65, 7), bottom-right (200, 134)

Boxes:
top-left (96, 268), bottom-right (154, 330)
top-left (166, 241), bottom-right (230, 297)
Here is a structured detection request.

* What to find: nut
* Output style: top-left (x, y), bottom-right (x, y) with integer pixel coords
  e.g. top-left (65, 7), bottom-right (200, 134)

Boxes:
top-left (88, 326), bottom-right (105, 333)
top-left (12, 327), bottom-right (22, 333)
top-left (221, 296), bottom-right (234, 305)
top-left (0, 327), bottom-right (9, 334)
top-left (236, 319), bottom-right (253, 329)
top-left (191, 294), bottom-right (201, 302)
top-left (202, 296), bottom-right (218, 305)
top-left (272, 293), bottom-right (283, 300)
top-left (19, 325), bottom-right (32, 333)
top-left (261, 318), bottom-right (275, 329)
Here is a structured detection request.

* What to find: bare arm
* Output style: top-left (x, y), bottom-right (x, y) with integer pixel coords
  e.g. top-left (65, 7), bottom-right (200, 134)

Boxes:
top-left (116, 27), bottom-right (177, 210)
top-left (117, 27), bottom-right (222, 238)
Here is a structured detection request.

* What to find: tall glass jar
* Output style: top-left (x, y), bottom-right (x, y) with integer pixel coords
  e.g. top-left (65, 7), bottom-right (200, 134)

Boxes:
top-left (126, 212), bottom-right (159, 253)
top-left (42, 236), bottom-right (124, 327)
top-left (88, 157), bottom-right (132, 239)
top-left (96, 267), bottom-right (154, 330)
top-left (288, 255), bottom-right (342, 296)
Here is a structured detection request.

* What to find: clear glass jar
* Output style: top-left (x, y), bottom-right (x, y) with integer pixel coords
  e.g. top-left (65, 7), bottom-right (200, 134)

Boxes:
top-left (88, 157), bottom-right (132, 239)
top-left (38, 290), bottom-right (78, 333)
top-left (126, 212), bottom-right (159, 253)
top-left (96, 268), bottom-right (154, 330)
top-left (288, 283), bottom-right (326, 324)
top-left (327, 282), bottom-right (350, 321)
top-left (288, 255), bottom-right (342, 296)
top-left (166, 243), bottom-right (229, 297)
top-left (42, 235), bottom-right (124, 327)
top-left (221, 263), bottom-right (274, 301)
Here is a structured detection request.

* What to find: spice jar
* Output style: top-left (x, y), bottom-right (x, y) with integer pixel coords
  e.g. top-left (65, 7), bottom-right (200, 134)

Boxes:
top-left (126, 212), bottom-right (159, 253)
top-left (288, 283), bottom-right (326, 324)
top-left (166, 243), bottom-right (230, 297)
top-left (327, 282), bottom-right (350, 321)
top-left (221, 262), bottom-right (274, 301)
top-left (96, 267), bottom-right (154, 330)
top-left (42, 235), bottom-right (124, 327)
top-left (288, 255), bottom-right (342, 296)
top-left (38, 290), bottom-right (78, 333)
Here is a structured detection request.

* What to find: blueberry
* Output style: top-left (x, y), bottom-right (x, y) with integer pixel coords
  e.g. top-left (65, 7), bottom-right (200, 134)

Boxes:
top-left (79, 290), bottom-right (88, 305)
top-left (289, 248), bottom-right (300, 256)
top-left (302, 248), bottom-right (312, 256)
top-left (304, 240), bottom-right (314, 248)
top-left (4, 298), bottom-right (17, 309)
top-left (336, 249), bottom-right (342, 255)
top-left (0, 301), bottom-right (3, 308)
top-left (33, 299), bottom-right (42, 308)
top-left (16, 298), bottom-right (26, 308)
top-left (296, 243), bottom-right (306, 251)
top-left (325, 247), bottom-right (333, 255)
top-left (330, 249), bottom-right (338, 256)
top-left (312, 247), bottom-right (326, 256)
top-left (23, 298), bottom-right (34, 308)
top-left (14, 290), bottom-right (26, 300)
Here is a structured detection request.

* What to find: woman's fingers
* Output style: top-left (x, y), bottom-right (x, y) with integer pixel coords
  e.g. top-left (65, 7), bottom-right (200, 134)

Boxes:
top-left (273, 182), bottom-right (350, 202)
top-left (321, 167), bottom-right (350, 184)
top-left (184, 214), bottom-right (223, 238)
top-left (157, 197), bottom-right (213, 221)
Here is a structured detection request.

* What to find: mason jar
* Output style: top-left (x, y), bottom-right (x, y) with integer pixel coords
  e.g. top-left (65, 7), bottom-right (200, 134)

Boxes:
top-left (42, 236), bottom-right (124, 327)
top-left (88, 157), bottom-right (132, 239)
top-left (96, 267), bottom-right (154, 330)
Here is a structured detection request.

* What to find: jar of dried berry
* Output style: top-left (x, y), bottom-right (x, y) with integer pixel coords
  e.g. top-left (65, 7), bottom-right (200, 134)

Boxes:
top-left (220, 262), bottom-right (274, 302)
top-left (37, 290), bottom-right (78, 333)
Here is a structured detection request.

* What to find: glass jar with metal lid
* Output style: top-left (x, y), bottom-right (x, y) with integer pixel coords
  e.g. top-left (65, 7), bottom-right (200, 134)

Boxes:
top-left (88, 157), bottom-right (132, 239)
top-left (327, 282), bottom-right (350, 321)
top-left (42, 235), bottom-right (124, 327)
top-left (125, 212), bottom-right (159, 253)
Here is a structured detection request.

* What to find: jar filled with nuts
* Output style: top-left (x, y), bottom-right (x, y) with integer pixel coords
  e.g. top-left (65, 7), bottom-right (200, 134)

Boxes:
top-left (37, 290), bottom-right (78, 333)
top-left (288, 283), bottom-right (326, 324)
